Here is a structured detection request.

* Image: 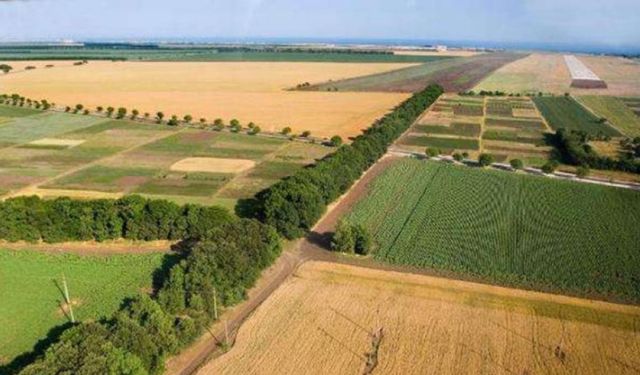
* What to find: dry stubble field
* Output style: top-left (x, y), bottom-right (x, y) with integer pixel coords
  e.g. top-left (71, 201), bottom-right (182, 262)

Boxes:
top-left (0, 61), bottom-right (413, 139)
top-left (201, 261), bottom-right (640, 375)
top-left (475, 53), bottom-right (640, 96)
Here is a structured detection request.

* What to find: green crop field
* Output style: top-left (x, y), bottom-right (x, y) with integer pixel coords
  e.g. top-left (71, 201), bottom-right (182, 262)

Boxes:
top-left (533, 96), bottom-right (621, 136)
top-left (0, 249), bottom-right (167, 366)
top-left (578, 96), bottom-right (640, 137)
top-left (400, 135), bottom-right (479, 150)
top-left (0, 106), bottom-right (41, 118)
top-left (414, 123), bottom-right (481, 137)
top-left (344, 159), bottom-right (640, 302)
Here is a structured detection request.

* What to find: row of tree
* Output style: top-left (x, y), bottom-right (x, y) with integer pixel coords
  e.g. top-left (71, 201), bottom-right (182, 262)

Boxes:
top-left (0, 195), bottom-right (232, 243)
top-left (553, 129), bottom-right (640, 174)
top-left (255, 84), bottom-right (444, 239)
top-left (20, 218), bottom-right (281, 375)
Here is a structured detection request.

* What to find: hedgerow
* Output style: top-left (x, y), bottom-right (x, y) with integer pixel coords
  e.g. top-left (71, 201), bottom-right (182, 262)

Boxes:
top-left (256, 84), bottom-right (444, 239)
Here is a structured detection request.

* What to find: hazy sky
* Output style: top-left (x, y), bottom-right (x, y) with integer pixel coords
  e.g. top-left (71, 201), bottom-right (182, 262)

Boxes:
top-left (0, 0), bottom-right (638, 48)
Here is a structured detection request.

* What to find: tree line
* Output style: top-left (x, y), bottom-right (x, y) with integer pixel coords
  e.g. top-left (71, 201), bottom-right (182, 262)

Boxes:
top-left (255, 84), bottom-right (444, 239)
top-left (553, 129), bottom-right (640, 174)
top-left (18, 219), bottom-right (281, 375)
top-left (0, 195), bottom-right (231, 243)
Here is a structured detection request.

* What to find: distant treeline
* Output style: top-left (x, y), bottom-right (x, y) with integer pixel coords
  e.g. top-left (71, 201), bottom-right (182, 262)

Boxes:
top-left (0, 195), bottom-right (231, 243)
top-left (553, 129), bottom-right (640, 174)
top-left (256, 84), bottom-right (444, 239)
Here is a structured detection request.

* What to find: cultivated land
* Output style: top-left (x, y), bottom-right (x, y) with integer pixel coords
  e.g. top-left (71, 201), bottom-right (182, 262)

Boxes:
top-left (577, 96), bottom-right (640, 137)
top-left (396, 94), bottom-right (552, 164)
top-left (533, 96), bottom-right (621, 136)
top-left (305, 53), bottom-right (526, 93)
top-left (0, 110), bottom-right (332, 207)
top-left (476, 53), bottom-right (640, 96)
top-left (0, 61), bottom-right (413, 139)
top-left (0, 249), bottom-right (167, 366)
top-left (343, 159), bottom-right (640, 302)
top-left (202, 261), bottom-right (640, 375)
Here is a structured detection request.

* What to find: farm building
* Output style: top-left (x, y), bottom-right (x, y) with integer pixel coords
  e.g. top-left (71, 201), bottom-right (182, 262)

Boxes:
top-left (564, 55), bottom-right (607, 89)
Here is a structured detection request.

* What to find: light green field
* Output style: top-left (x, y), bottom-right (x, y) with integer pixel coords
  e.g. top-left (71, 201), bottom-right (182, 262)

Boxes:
top-left (0, 106), bottom-right (41, 118)
top-left (344, 158), bottom-right (640, 303)
top-left (0, 249), bottom-right (167, 366)
top-left (578, 96), bottom-right (640, 137)
top-left (0, 112), bottom-right (107, 145)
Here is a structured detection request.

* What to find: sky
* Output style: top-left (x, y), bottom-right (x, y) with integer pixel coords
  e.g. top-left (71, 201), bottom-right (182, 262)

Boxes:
top-left (0, 0), bottom-right (638, 51)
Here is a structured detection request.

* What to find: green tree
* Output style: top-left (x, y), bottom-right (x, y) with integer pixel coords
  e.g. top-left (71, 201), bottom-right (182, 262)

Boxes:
top-left (131, 109), bottom-right (140, 120)
top-left (352, 224), bottom-right (372, 255)
top-left (329, 135), bottom-right (343, 147)
top-left (452, 152), bottom-right (463, 162)
top-left (116, 107), bottom-right (127, 119)
top-left (281, 126), bottom-right (292, 135)
top-left (156, 112), bottom-right (164, 123)
top-left (478, 153), bottom-right (494, 167)
top-left (96, 106), bottom-right (104, 113)
top-left (576, 166), bottom-right (590, 178)
top-left (183, 114), bottom-right (193, 123)
top-left (167, 115), bottom-right (179, 126)
top-left (425, 147), bottom-right (440, 158)
top-left (301, 130), bottom-right (311, 138)
top-left (0, 64), bottom-right (13, 74)
top-left (541, 160), bottom-right (559, 174)
top-left (107, 107), bottom-right (115, 117)
top-left (249, 126), bottom-right (261, 135)
top-left (509, 158), bottom-right (524, 170)
top-left (331, 220), bottom-right (355, 253)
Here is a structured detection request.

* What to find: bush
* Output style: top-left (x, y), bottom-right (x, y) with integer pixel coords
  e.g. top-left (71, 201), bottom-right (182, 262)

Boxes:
top-left (478, 153), bottom-right (495, 167)
top-left (329, 135), bottom-right (343, 147)
top-left (576, 166), bottom-right (590, 178)
top-left (352, 224), bottom-right (372, 255)
top-left (541, 160), bottom-right (559, 174)
top-left (509, 159), bottom-right (524, 170)
top-left (331, 220), bottom-right (355, 253)
top-left (452, 152), bottom-right (463, 162)
top-left (425, 147), bottom-right (440, 158)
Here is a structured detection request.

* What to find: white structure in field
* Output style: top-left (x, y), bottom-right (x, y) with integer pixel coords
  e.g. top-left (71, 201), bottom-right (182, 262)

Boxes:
top-left (564, 55), bottom-right (607, 89)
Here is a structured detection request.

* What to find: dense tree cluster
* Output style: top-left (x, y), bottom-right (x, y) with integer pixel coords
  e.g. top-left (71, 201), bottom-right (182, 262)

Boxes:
top-left (0, 195), bottom-right (232, 243)
top-left (553, 129), bottom-right (640, 174)
top-left (19, 219), bottom-right (281, 375)
top-left (255, 84), bottom-right (443, 239)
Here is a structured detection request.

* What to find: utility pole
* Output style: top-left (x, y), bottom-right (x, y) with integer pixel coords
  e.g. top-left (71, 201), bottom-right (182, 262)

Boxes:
top-left (213, 287), bottom-right (218, 320)
top-left (62, 274), bottom-right (75, 323)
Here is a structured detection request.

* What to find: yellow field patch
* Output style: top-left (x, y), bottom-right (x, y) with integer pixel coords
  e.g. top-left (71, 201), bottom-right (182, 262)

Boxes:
top-left (512, 108), bottom-right (539, 118)
top-left (28, 138), bottom-right (85, 147)
top-left (170, 157), bottom-right (255, 174)
top-left (0, 61), bottom-right (413, 139)
top-left (202, 261), bottom-right (640, 375)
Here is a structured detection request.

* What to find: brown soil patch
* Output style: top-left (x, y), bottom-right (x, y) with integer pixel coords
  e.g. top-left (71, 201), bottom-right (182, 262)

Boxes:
top-left (170, 157), bottom-right (256, 174)
top-left (201, 261), bottom-right (640, 375)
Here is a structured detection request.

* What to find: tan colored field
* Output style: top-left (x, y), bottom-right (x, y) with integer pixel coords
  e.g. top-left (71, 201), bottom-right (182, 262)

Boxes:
top-left (28, 138), bottom-right (85, 147)
top-left (475, 53), bottom-right (640, 96)
top-left (201, 261), bottom-right (640, 375)
top-left (170, 157), bottom-right (255, 174)
top-left (0, 61), bottom-right (413, 139)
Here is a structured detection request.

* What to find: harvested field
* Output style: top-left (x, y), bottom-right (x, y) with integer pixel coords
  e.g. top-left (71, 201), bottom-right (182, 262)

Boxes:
top-left (577, 96), bottom-right (640, 137)
top-left (0, 61), bottom-right (414, 139)
top-left (393, 49), bottom-right (483, 57)
top-left (533, 96), bottom-right (621, 136)
top-left (201, 261), bottom-right (640, 375)
top-left (27, 138), bottom-right (85, 148)
top-left (565, 55), bottom-right (607, 88)
top-left (170, 157), bottom-right (255, 174)
top-left (343, 159), bottom-right (640, 302)
top-left (307, 53), bottom-right (526, 93)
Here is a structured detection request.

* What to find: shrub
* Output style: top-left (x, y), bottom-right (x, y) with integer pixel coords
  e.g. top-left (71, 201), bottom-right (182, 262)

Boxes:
top-left (541, 160), bottom-right (559, 174)
top-left (452, 152), bottom-right (464, 162)
top-left (425, 147), bottom-right (440, 158)
top-left (329, 135), bottom-right (343, 147)
top-left (509, 159), bottom-right (524, 170)
top-left (478, 153), bottom-right (495, 167)
top-left (576, 166), bottom-right (590, 178)
top-left (281, 126), bottom-right (292, 135)
top-left (331, 220), bottom-right (355, 253)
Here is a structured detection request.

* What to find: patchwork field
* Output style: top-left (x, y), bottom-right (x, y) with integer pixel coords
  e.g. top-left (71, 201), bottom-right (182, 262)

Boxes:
top-left (0, 109), bottom-right (332, 207)
top-left (396, 94), bottom-right (551, 164)
top-left (533, 96), bottom-right (621, 136)
top-left (305, 53), bottom-right (526, 93)
top-left (476, 53), bottom-right (640, 96)
top-left (0, 249), bottom-right (167, 367)
top-left (577, 96), bottom-right (640, 137)
top-left (343, 159), bottom-right (640, 302)
top-left (0, 61), bottom-right (414, 139)
top-left (201, 261), bottom-right (640, 375)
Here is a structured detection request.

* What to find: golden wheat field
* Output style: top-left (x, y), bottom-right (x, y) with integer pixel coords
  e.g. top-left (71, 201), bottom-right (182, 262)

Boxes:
top-left (0, 61), bottom-right (413, 139)
top-left (200, 261), bottom-right (640, 375)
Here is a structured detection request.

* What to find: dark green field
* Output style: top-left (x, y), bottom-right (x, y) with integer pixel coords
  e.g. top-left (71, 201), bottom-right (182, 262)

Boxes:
top-left (344, 158), bottom-right (640, 302)
top-left (533, 96), bottom-right (621, 136)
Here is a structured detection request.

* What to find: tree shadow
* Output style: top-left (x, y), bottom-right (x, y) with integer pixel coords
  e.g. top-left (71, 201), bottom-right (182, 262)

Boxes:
top-left (307, 230), bottom-right (333, 250)
top-left (0, 322), bottom-right (73, 375)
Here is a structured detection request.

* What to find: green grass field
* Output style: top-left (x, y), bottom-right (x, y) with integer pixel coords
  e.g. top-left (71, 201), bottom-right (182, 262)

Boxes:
top-left (0, 106), bottom-right (41, 118)
top-left (0, 111), bottom-right (107, 145)
top-left (0, 249), bottom-right (167, 365)
top-left (344, 159), bottom-right (640, 302)
top-left (578, 96), bottom-right (640, 137)
top-left (414, 123), bottom-right (481, 137)
top-left (533, 96), bottom-right (621, 136)
top-left (400, 135), bottom-right (479, 150)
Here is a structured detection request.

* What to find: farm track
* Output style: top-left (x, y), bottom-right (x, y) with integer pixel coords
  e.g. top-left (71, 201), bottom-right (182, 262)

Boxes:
top-left (0, 239), bottom-right (173, 256)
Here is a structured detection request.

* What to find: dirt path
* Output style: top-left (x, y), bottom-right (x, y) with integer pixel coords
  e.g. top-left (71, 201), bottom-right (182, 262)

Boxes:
top-left (1, 126), bottom-right (185, 200)
top-left (0, 239), bottom-right (173, 256)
